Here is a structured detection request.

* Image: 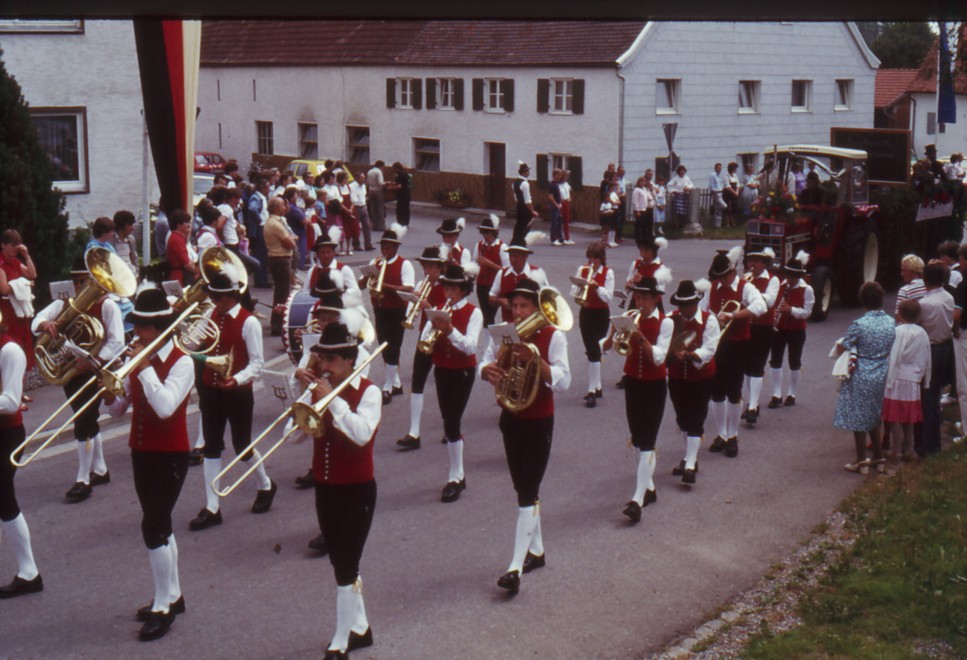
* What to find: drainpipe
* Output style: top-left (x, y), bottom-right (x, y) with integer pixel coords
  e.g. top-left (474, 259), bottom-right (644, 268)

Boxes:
top-left (615, 68), bottom-right (626, 167)
top-left (908, 95), bottom-right (917, 160)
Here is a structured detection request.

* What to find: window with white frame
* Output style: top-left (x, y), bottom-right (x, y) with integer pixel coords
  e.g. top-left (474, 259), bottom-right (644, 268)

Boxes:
top-left (437, 78), bottom-right (455, 109)
top-left (298, 122), bottom-right (318, 159)
top-left (738, 80), bottom-right (760, 113)
top-left (551, 79), bottom-right (573, 114)
top-left (347, 126), bottom-right (370, 164)
top-left (30, 108), bottom-right (88, 193)
top-left (256, 121), bottom-right (274, 155)
top-left (397, 78), bottom-right (415, 109)
top-left (835, 79), bottom-right (853, 111)
top-left (791, 80), bottom-right (812, 112)
top-left (485, 78), bottom-right (505, 112)
top-left (656, 79), bottom-right (680, 114)
top-left (0, 19), bottom-right (83, 33)
top-left (414, 138), bottom-right (440, 172)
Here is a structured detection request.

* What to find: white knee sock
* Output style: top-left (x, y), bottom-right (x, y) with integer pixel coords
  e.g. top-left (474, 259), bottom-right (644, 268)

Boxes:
top-left (91, 434), bottom-right (108, 475)
top-left (250, 448), bottom-right (272, 491)
top-left (75, 440), bottom-right (93, 484)
top-left (0, 514), bottom-right (39, 580)
top-left (789, 369), bottom-right (801, 397)
top-left (711, 400), bottom-right (727, 439)
top-left (447, 439), bottom-right (464, 483)
top-left (726, 402), bottom-right (741, 438)
top-left (329, 584), bottom-right (355, 652)
top-left (351, 577), bottom-right (369, 635)
top-left (529, 510), bottom-right (544, 557)
top-left (742, 374), bottom-right (750, 402)
top-left (203, 458), bottom-right (222, 513)
top-left (394, 370), bottom-right (402, 388)
top-left (382, 364), bottom-right (398, 392)
top-left (148, 545), bottom-right (173, 614)
top-left (588, 361), bottom-right (601, 393)
top-left (508, 505), bottom-right (539, 573)
top-left (684, 436), bottom-right (701, 470)
top-left (771, 368), bottom-right (784, 398)
top-left (408, 393), bottom-right (424, 438)
top-left (632, 450), bottom-right (656, 505)
top-left (194, 417), bottom-right (205, 450)
top-left (748, 377), bottom-right (763, 411)
top-left (168, 533), bottom-right (181, 604)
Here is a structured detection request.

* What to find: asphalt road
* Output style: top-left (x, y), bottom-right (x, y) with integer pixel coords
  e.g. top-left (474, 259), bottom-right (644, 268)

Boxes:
top-left (2, 208), bottom-right (876, 659)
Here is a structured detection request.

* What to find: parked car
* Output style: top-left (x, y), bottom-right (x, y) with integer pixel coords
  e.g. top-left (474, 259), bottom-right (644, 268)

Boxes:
top-left (194, 173), bottom-right (215, 207)
top-left (194, 151), bottom-right (226, 174)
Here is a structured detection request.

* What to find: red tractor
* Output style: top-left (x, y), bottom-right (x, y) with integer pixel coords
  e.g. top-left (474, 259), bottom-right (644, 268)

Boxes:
top-left (744, 145), bottom-right (881, 321)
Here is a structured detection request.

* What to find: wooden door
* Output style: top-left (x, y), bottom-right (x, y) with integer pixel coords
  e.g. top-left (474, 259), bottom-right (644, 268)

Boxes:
top-left (487, 142), bottom-right (506, 210)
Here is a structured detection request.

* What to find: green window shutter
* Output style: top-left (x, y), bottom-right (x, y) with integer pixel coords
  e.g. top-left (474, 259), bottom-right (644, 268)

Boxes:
top-left (536, 154), bottom-right (549, 188)
top-left (454, 78), bottom-right (465, 110)
top-left (472, 79), bottom-right (484, 111)
top-left (426, 78), bottom-right (437, 110)
top-left (537, 79), bottom-right (549, 113)
top-left (502, 79), bottom-right (515, 112)
top-left (386, 78), bottom-right (396, 108)
top-left (412, 79), bottom-right (423, 110)
top-left (569, 156), bottom-right (583, 189)
top-left (572, 79), bottom-right (585, 115)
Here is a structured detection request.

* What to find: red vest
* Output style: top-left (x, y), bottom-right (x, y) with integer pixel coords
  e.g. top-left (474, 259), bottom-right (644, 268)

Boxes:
top-left (419, 281), bottom-right (448, 332)
top-left (448, 243), bottom-right (466, 266)
top-left (497, 265), bottom-right (539, 322)
top-left (506, 326), bottom-right (556, 420)
top-left (203, 307), bottom-right (253, 388)
top-left (578, 265), bottom-right (610, 310)
top-left (667, 311), bottom-right (716, 381)
top-left (709, 279), bottom-right (751, 342)
top-left (476, 240), bottom-right (504, 287)
top-left (372, 257), bottom-right (407, 309)
top-left (312, 377), bottom-right (377, 484)
top-left (308, 262), bottom-right (346, 291)
top-left (0, 335), bottom-right (23, 429)
top-left (634, 258), bottom-right (662, 281)
top-left (129, 348), bottom-right (190, 452)
top-left (623, 311), bottom-right (667, 381)
top-left (432, 302), bottom-right (478, 370)
top-left (776, 283), bottom-right (808, 332)
top-left (751, 273), bottom-right (777, 327)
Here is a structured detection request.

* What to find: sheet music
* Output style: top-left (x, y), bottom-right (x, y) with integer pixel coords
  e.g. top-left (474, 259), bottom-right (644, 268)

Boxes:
top-left (398, 291), bottom-right (423, 305)
top-left (488, 322), bottom-right (521, 346)
top-left (161, 280), bottom-right (184, 300)
top-left (610, 315), bottom-right (637, 333)
top-left (569, 276), bottom-right (590, 287)
top-left (424, 309), bottom-right (451, 323)
top-left (49, 281), bottom-right (73, 301)
top-left (358, 264), bottom-right (379, 277)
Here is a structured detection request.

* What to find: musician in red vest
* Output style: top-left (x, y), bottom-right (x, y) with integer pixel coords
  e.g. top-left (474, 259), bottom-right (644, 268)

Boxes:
top-left (0, 316), bottom-right (42, 599)
top-left (397, 245), bottom-right (448, 451)
top-left (571, 242), bottom-right (614, 408)
top-left (742, 248), bottom-right (780, 425)
top-left (437, 217), bottom-right (471, 267)
top-left (189, 264), bottom-right (275, 532)
top-left (473, 214), bottom-right (510, 327)
top-left (32, 255), bottom-right (125, 502)
top-left (666, 280), bottom-right (721, 485)
top-left (303, 320), bottom-right (380, 660)
top-left (768, 253), bottom-right (814, 408)
top-left (308, 226), bottom-right (361, 299)
top-left (611, 277), bottom-right (673, 522)
top-left (360, 224), bottom-right (414, 405)
top-left (103, 286), bottom-right (194, 641)
top-left (700, 248), bottom-right (766, 458)
top-left (421, 263), bottom-right (482, 502)
top-left (488, 233), bottom-right (548, 324)
top-left (616, 236), bottom-right (671, 390)
top-left (480, 279), bottom-right (570, 595)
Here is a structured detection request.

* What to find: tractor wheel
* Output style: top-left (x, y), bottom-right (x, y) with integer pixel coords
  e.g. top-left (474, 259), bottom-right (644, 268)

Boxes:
top-left (837, 220), bottom-right (879, 306)
top-left (810, 265), bottom-right (831, 322)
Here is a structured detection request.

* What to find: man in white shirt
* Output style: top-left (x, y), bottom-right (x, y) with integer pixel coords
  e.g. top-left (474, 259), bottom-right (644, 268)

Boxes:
top-left (349, 172), bottom-right (374, 251)
top-left (366, 161), bottom-right (386, 232)
top-left (512, 162), bottom-right (540, 245)
top-left (708, 163), bottom-right (727, 228)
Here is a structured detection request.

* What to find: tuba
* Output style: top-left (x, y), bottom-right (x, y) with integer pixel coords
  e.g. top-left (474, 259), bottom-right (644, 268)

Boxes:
top-left (35, 248), bottom-right (138, 386)
top-left (403, 278), bottom-right (432, 329)
top-left (494, 288), bottom-right (573, 413)
top-left (612, 309), bottom-right (642, 356)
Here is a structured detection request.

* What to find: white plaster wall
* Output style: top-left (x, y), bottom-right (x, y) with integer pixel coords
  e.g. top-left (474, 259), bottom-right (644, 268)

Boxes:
top-left (908, 92), bottom-right (967, 160)
top-left (2, 19), bottom-right (157, 228)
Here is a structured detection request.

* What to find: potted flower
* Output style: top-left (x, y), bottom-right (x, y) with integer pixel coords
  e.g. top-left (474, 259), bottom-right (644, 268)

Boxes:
top-left (434, 188), bottom-right (472, 209)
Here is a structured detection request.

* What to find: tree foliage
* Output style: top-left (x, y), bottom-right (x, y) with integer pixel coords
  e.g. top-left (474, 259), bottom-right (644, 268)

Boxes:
top-left (870, 22), bottom-right (936, 69)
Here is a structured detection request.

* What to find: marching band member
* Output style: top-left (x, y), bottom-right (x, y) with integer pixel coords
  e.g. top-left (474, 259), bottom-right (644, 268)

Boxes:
top-left (616, 236), bottom-right (671, 389)
top-left (571, 242), bottom-right (614, 408)
top-left (103, 286), bottom-right (193, 641)
top-left (611, 277), bottom-right (672, 522)
top-left (308, 226), bottom-right (361, 299)
top-left (437, 217), bottom-right (472, 267)
top-left (396, 246), bottom-right (448, 451)
top-left (302, 320), bottom-right (381, 660)
top-left (473, 214), bottom-right (510, 327)
top-left (360, 224), bottom-right (414, 405)
top-left (742, 248), bottom-right (780, 424)
top-left (32, 255), bottom-right (124, 502)
top-left (480, 279), bottom-right (570, 594)
top-left (667, 281), bottom-right (721, 485)
top-left (701, 247), bottom-right (765, 459)
top-left (488, 232), bottom-right (548, 324)
top-left (189, 265), bottom-right (274, 532)
top-left (0, 315), bottom-right (42, 599)
top-left (768, 253), bottom-right (814, 408)
top-left (422, 263), bottom-right (482, 502)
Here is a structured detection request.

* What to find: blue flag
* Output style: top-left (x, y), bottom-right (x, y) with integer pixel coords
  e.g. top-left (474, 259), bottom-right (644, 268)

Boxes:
top-left (938, 21), bottom-right (957, 125)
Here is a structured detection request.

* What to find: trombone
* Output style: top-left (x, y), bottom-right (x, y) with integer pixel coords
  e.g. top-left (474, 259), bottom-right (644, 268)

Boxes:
top-left (214, 342), bottom-right (389, 497)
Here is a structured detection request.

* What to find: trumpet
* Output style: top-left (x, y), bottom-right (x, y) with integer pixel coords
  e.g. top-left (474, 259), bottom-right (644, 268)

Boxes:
top-left (573, 264), bottom-right (596, 307)
top-left (715, 299), bottom-right (743, 342)
top-left (214, 342), bottom-right (388, 497)
top-left (612, 309), bottom-right (642, 356)
top-left (417, 301), bottom-right (452, 355)
top-left (368, 258), bottom-right (387, 300)
top-left (403, 279), bottom-right (432, 329)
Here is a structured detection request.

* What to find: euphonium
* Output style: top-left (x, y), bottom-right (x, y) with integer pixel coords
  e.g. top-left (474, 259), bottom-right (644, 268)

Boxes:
top-left (613, 309), bottom-right (642, 356)
top-left (369, 258), bottom-right (388, 300)
top-left (573, 263), bottom-right (596, 307)
top-left (417, 300), bottom-right (452, 354)
top-left (35, 248), bottom-right (137, 386)
top-left (403, 278), bottom-right (432, 329)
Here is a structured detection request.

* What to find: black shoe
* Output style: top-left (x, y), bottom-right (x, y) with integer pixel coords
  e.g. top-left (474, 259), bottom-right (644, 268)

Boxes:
top-left (784, 395), bottom-right (796, 407)
top-left (682, 468), bottom-right (697, 485)
top-left (324, 649), bottom-right (348, 660)
top-left (138, 610), bottom-right (174, 642)
top-left (615, 378), bottom-right (626, 389)
top-left (522, 552), bottom-right (545, 574)
top-left (347, 627), bottom-right (374, 652)
top-left (363, 245), bottom-right (376, 251)
top-left (137, 595), bottom-right (185, 621)
top-left (391, 386), bottom-right (404, 396)
top-left (381, 391), bottom-right (392, 405)
top-left (188, 448), bottom-right (204, 466)
top-left (709, 436), bottom-right (726, 453)
top-left (441, 479), bottom-right (466, 503)
top-left (740, 408), bottom-right (748, 420)
top-left (622, 500), bottom-right (642, 523)
top-left (188, 508), bottom-right (222, 531)
top-left (768, 396), bottom-right (783, 409)
top-left (584, 393), bottom-right (597, 408)
top-left (725, 436), bottom-right (739, 458)
top-left (307, 533), bottom-right (328, 554)
top-left (294, 469), bottom-right (315, 489)
top-left (497, 570), bottom-right (521, 594)
top-left (746, 408), bottom-right (758, 425)
top-left (251, 480), bottom-right (277, 514)
top-left (594, 388), bottom-right (603, 399)
top-left (441, 435), bottom-right (448, 444)
top-left (396, 434), bottom-right (421, 450)
top-left (89, 470), bottom-right (111, 486)
top-left (672, 460), bottom-right (686, 476)
top-left (0, 574), bottom-right (43, 599)
top-left (65, 481), bottom-right (92, 502)
top-left (643, 488), bottom-right (657, 507)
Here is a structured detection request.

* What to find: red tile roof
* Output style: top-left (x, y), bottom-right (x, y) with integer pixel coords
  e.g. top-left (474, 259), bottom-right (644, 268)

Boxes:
top-left (874, 68), bottom-right (917, 108)
top-left (906, 24), bottom-right (967, 96)
top-left (200, 20), bottom-right (646, 68)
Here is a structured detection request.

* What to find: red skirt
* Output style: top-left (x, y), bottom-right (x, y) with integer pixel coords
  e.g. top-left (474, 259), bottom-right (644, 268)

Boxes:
top-left (881, 379), bottom-right (922, 424)
top-left (0, 298), bottom-right (35, 370)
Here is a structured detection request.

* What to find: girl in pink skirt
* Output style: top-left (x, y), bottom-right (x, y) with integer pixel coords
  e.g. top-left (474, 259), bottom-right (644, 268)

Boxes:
top-left (882, 299), bottom-right (931, 464)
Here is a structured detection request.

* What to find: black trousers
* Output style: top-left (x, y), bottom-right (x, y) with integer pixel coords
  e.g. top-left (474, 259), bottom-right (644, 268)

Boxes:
top-left (0, 426), bottom-right (25, 521)
top-left (199, 385), bottom-right (255, 460)
top-left (579, 307), bottom-right (610, 362)
top-left (132, 450), bottom-right (189, 549)
top-left (770, 329), bottom-right (806, 370)
top-left (624, 378), bottom-right (667, 451)
top-left (316, 480), bottom-right (377, 586)
top-left (711, 340), bottom-right (746, 403)
top-left (396, 195), bottom-right (411, 226)
top-left (477, 282), bottom-right (498, 327)
top-left (513, 204), bottom-right (531, 245)
top-left (668, 378), bottom-right (712, 437)
top-left (634, 210), bottom-right (654, 243)
top-left (269, 256), bottom-right (291, 334)
top-left (374, 307), bottom-right (406, 366)
top-left (499, 411), bottom-right (553, 507)
top-left (745, 326), bottom-right (774, 378)
top-left (64, 373), bottom-right (101, 441)
top-left (435, 367), bottom-right (475, 442)
top-left (410, 349), bottom-right (433, 395)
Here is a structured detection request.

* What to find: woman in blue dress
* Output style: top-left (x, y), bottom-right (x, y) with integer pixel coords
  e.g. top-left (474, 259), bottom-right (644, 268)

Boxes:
top-left (833, 282), bottom-right (896, 474)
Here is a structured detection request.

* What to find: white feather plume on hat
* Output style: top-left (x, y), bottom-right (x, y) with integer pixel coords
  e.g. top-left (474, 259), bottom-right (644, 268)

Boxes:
top-left (339, 307), bottom-right (367, 340)
top-left (456, 217), bottom-right (466, 231)
top-left (343, 290), bottom-right (364, 310)
top-left (694, 278), bottom-right (712, 295)
top-left (438, 243), bottom-right (451, 262)
top-left (654, 237), bottom-right (669, 251)
top-left (328, 225), bottom-right (343, 245)
top-left (727, 246), bottom-right (744, 267)
top-left (389, 222), bottom-right (407, 240)
top-left (518, 160), bottom-right (525, 167)
top-left (761, 247), bottom-right (776, 260)
top-left (463, 261), bottom-right (480, 278)
top-left (794, 250), bottom-right (810, 266)
top-left (524, 230), bottom-right (546, 247)
top-left (655, 266), bottom-right (673, 289)
top-left (328, 268), bottom-right (344, 292)
top-left (488, 213), bottom-right (501, 230)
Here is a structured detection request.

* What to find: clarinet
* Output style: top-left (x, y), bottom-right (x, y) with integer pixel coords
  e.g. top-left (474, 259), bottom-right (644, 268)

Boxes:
top-left (772, 283), bottom-right (789, 333)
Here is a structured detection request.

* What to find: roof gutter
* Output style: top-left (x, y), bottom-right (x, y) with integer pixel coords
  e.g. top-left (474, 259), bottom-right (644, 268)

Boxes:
top-left (616, 68), bottom-right (625, 166)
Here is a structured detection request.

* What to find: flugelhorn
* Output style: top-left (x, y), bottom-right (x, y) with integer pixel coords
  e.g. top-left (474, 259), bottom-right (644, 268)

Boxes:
top-left (612, 309), bottom-right (642, 356)
top-left (573, 264), bottom-right (596, 307)
top-left (417, 301), bottom-right (452, 354)
top-left (368, 258), bottom-right (387, 300)
top-left (403, 279), bottom-right (432, 329)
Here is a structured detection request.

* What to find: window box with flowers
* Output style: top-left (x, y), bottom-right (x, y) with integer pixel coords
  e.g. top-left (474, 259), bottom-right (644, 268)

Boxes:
top-left (434, 188), bottom-right (472, 209)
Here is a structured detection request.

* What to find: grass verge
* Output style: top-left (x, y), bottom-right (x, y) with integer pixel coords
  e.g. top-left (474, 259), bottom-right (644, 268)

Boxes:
top-left (743, 444), bottom-right (967, 658)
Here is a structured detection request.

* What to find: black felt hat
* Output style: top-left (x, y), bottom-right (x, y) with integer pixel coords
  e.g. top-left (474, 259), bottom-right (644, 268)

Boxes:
top-left (631, 276), bottom-right (663, 296)
top-left (508, 277), bottom-right (540, 303)
top-left (670, 280), bottom-right (702, 306)
top-left (127, 285), bottom-right (176, 325)
top-left (417, 245), bottom-right (446, 263)
top-left (439, 264), bottom-right (470, 286)
top-left (436, 217), bottom-right (465, 235)
top-left (506, 236), bottom-right (533, 254)
top-left (309, 321), bottom-right (358, 353)
top-left (708, 251), bottom-right (734, 280)
top-left (204, 262), bottom-right (244, 294)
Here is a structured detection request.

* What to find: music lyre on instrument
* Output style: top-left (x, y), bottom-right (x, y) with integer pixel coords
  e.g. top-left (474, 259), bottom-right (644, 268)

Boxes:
top-left (573, 263), bottom-right (596, 307)
top-left (612, 309), bottom-right (642, 356)
top-left (402, 279), bottom-right (432, 329)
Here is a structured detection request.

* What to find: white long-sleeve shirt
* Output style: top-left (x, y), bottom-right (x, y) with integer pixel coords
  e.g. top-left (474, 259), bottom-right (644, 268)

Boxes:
top-left (367, 254), bottom-right (415, 289)
top-left (32, 296), bottom-right (125, 363)
top-left (479, 327), bottom-right (571, 393)
top-left (418, 297), bottom-right (482, 357)
top-left (886, 322), bottom-right (931, 387)
top-left (751, 272), bottom-right (781, 309)
top-left (323, 376), bottom-right (382, 446)
top-left (488, 263), bottom-right (549, 300)
top-left (206, 303), bottom-right (264, 386)
top-left (443, 241), bottom-right (473, 268)
top-left (676, 310), bottom-right (721, 369)
top-left (0, 340), bottom-right (26, 417)
top-left (473, 240), bottom-right (510, 269)
top-left (700, 277), bottom-right (767, 318)
top-left (638, 307), bottom-right (674, 366)
top-left (783, 279), bottom-right (815, 319)
top-left (571, 264), bottom-right (615, 305)
top-left (107, 340), bottom-right (194, 420)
